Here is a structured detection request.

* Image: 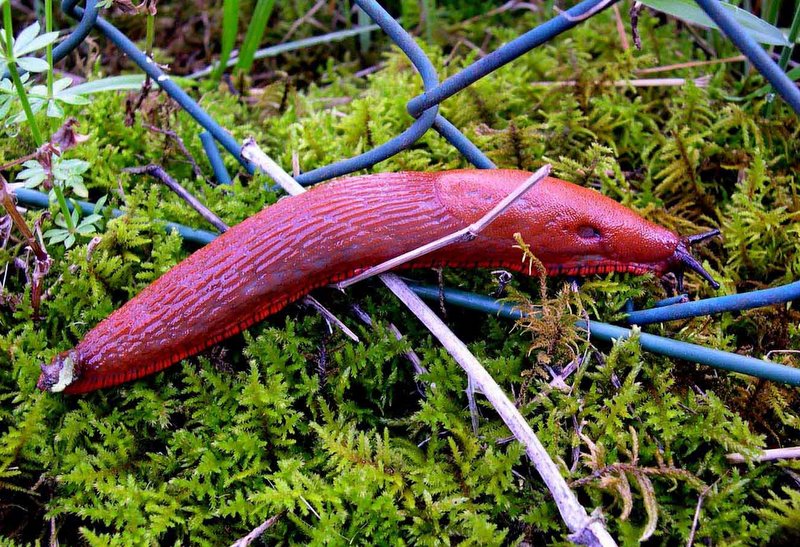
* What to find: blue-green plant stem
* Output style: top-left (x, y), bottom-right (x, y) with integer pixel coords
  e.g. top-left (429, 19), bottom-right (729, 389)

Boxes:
top-left (357, 5), bottom-right (370, 53)
top-left (764, 0), bottom-right (782, 26)
top-left (420, 0), bottom-right (435, 44)
top-left (45, 0), bottom-right (54, 134)
top-left (3, 1), bottom-right (43, 147)
top-left (777, 4), bottom-right (800, 69)
top-left (145, 7), bottom-right (155, 56)
top-left (52, 186), bottom-right (75, 231)
top-left (764, 2), bottom-right (799, 116)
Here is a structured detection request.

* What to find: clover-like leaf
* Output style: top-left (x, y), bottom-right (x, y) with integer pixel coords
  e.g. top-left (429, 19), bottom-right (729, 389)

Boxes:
top-left (13, 23), bottom-right (59, 57)
top-left (15, 56), bottom-right (49, 73)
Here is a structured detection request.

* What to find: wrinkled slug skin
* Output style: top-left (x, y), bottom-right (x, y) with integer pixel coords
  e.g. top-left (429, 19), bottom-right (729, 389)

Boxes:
top-left (40, 170), bottom-right (680, 393)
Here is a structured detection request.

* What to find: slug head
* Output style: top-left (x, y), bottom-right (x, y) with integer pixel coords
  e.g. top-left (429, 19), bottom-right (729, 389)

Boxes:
top-left (435, 171), bottom-right (721, 289)
top-left (537, 200), bottom-right (721, 290)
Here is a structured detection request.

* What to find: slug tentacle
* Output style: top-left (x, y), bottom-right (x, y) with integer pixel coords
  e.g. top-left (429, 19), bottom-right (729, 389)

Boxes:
top-left (671, 229), bottom-right (722, 291)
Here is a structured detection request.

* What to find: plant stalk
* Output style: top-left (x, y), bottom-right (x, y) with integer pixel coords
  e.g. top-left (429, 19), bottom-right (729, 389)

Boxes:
top-left (765, 3), bottom-right (800, 116)
top-left (45, 0), bottom-right (54, 133)
top-left (3, 1), bottom-right (43, 146)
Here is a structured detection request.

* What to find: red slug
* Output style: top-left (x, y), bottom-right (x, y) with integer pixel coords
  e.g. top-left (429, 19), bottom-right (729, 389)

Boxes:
top-left (37, 169), bottom-right (718, 394)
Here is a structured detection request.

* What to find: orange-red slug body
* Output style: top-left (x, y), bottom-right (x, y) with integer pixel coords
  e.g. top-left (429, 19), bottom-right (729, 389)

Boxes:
top-left (38, 170), bottom-right (686, 394)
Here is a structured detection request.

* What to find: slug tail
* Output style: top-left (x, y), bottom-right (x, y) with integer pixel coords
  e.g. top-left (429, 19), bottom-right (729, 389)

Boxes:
top-left (37, 351), bottom-right (81, 393)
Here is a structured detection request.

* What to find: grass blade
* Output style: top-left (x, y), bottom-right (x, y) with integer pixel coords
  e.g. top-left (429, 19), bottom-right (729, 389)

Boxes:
top-left (235, 0), bottom-right (276, 73)
top-left (213, 0), bottom-right (240, 80)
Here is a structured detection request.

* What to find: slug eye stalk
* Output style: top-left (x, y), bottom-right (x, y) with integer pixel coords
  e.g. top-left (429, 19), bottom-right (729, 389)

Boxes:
top-left (672, 229), bottom-right (721, 291)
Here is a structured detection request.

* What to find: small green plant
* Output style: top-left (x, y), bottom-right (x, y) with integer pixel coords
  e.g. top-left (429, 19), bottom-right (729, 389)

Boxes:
top-left (42, 195), bottom-right (106, 249)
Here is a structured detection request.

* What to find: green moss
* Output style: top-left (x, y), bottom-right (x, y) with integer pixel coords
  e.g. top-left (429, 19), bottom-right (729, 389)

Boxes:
top-left (2, 5), bottom-right (800, 546)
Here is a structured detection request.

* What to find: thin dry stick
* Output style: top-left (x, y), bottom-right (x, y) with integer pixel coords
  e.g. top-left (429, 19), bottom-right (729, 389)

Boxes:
top-left (611, 4), bottom-right (629, 51)
top-left (558, 0), bottom-right (616, 23)
top-left (634, 55), bottom-right (745, 75)
top-left (128, 161), bottom-right (358, 342)
top-left (686, 475), bottom-right (723, 547)
top-left (527, 77), bottom-right (710, 88)
top-left (336, 165), bottom-right (550, 289)
top-left (303, 294), bottom-right (360, 342)
top-left (229, 512), bottom-right (283, 547)
top-left (1, 176), bottom-right (53, 319)
top-left (726, 447), bottom-right (800, 464)
top-left (0, 149), bottom-right (41, 171)
top-left (0, 175), bottom-right (49, 263)
top-left (380, 275), bottom-right (616, 547)
top-left (125, 165), bottom-right (228, 232)
top-left (764, 349), bottom-right (800, 360)
top-left (629, 1), bottom-right (643, 49)
top-left (281, 0), bottom-right (327, 42)
top-left (350, 303), bottom-right (428, 378)
top-left (241, 138), bottom-right (616, 546)
top-left (141, 123), bottom-right (204, 179)
top-left (454, 0), bottom-right (539, 28)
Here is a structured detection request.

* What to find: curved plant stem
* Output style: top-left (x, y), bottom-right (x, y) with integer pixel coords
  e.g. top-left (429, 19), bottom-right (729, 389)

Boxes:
top-left (764, 2), bottom-right (800, 116)
top-left (45, 0), bottom-right (54, 134)
top-left (3, 1), bottom-right (43, 146)
top-left (52, 185), bottom-right (74, 231)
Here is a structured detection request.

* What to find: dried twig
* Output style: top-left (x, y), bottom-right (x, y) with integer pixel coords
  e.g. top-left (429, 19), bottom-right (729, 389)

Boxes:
top-left (281, 0), bottom-right (327, 42)
top-left (303, 295), bottom-right (359, 342)
top-left (0, 149), bottom-right (40, 172)
top-left (527, 77), bottom-right (711, 88)
top-left (686, 475), bottom-right (723, 547)
top-left (335, 165), bottom-right (550, 289)
top-left (726, 447), bottom-right (800, 464)
top-left (454, 1), bottom-right (539, 28)
top-left (634, 55), bottom-right (746, 75)
top-left (0, 176), bottom-right (48, 263)
top-left (229, 512), bottom-right (283, 547)
top-left (350, 304), bottom-right (427, 379)
top-left (141, 123), bottom-right (204, 179)
top-left (125, 165), bottom-right (226, 232)
top-left (611, 4), bottom-right (629, 51)
top-left (764, 349), bottom-right (800, 360)
top-left (241, 138), bottom-right (617, 546)
top-left (557, 0), bottom-right (615, 23)
top-left (1, 175), bottom-right (52, 319)
top-left (380, 275), bottom-right (616, 546)
top-left (629, 1), bottom-right (643, 50)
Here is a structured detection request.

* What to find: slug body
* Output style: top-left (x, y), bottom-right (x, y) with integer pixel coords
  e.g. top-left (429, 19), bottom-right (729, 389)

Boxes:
top-left (38, 170), bottom-right (715, 394)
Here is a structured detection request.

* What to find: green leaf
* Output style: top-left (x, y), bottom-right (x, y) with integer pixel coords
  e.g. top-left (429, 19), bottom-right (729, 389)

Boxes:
top-left (14, 29), bottom-right (59, 56)
top-left (56, 93), bottom-right (91, 106)
top-left (43, 228), bottom-right (69, 243)
top-left (46, 99), bottom-right (64, 118)
top-left (76, 223), bottom-right (97, 235)
top-left (11, 22), bottom-right (41, 55)
top-left (641, 0), bottom-right (790, 46)
top-left (67, 74), bottom-right (197, 96)
top-left (16, 56), bottom-right (49, 73)
top-left (235, 0), bottom-right (277, 72)
top-left (67, 75), bottom-right (149, 95)
top-left (213, 0), bottom-right (240, 80)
